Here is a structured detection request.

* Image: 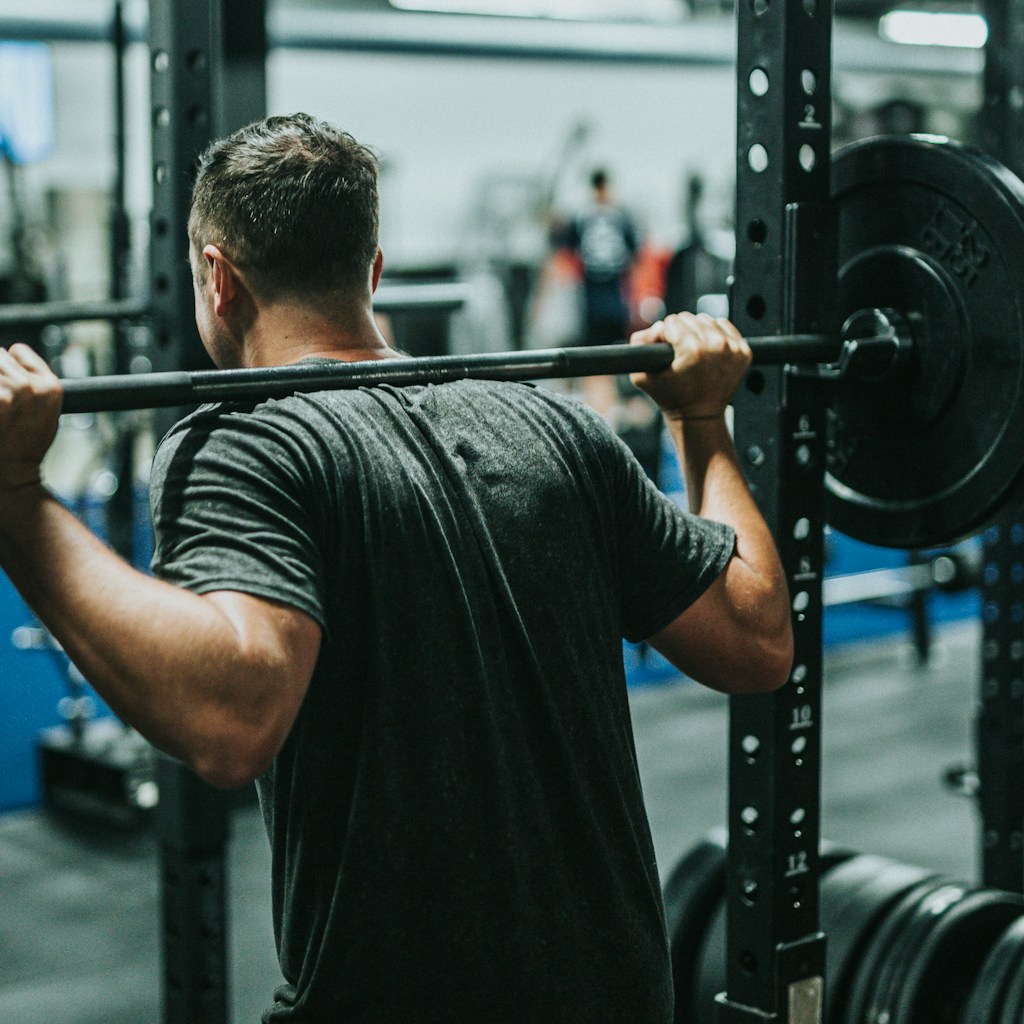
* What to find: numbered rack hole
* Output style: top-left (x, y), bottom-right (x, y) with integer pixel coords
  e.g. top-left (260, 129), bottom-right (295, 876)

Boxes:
top-left (748, 67), bottom-right (769, 96)
top-left (801, 68), bottom-right (817, 95)
top-left (799, 144), bottom-right (816, 172)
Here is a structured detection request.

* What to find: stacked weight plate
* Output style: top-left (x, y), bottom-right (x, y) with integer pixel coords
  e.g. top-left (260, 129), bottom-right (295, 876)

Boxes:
top-left (962, 916), bottom-right (1024, 1024)
top-left (665, 839), bottom-right (1024, 1024)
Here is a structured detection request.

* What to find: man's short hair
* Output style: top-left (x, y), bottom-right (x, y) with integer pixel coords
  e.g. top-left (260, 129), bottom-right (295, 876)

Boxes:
top-left (188, 113), bottom-right (380, 303)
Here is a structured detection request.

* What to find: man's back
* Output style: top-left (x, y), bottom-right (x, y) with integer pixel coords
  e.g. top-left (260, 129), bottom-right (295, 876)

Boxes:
top-left (150, 378), bottom-right (732, 1022)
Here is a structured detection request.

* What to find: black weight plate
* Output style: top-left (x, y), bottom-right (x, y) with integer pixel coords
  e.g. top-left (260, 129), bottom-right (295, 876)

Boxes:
top-left (897, 888), bottom-right (1023, 1024)
top-left (863, 880), bottom-right (967, 1024)
top-left (963, 913), bottom-right (1024, 1024)
top-left (829, 134), bottom-right (1024, 549)
top-left (998, 918), bottom-right (1024, 1024)
top-left (662, 833), bottom-right (728, 1024)
top-left (821, 855), bottom-right (938, 1023)
top-left (845, 876), bottom-right (953, 1024)
top-left (870, 882), bottom-right (972, 1024)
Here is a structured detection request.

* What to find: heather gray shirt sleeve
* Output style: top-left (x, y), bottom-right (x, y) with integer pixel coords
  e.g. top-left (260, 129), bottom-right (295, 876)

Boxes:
top-left (598, 425), bottom-right (735, 643)
top-left (149, 404), bottom-right (328, 631)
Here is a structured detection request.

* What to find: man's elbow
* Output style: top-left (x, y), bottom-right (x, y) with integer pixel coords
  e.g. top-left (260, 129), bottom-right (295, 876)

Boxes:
top-left (189, 720), bottom-right (282, 790)
top-left (735, 623), bottom-right (794, 694)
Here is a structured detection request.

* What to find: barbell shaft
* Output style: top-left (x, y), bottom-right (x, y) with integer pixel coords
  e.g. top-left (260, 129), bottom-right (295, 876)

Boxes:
top-left (57, 328), bottom-right (873, 415)
top-left (60, 344), bottom-right (676, 414)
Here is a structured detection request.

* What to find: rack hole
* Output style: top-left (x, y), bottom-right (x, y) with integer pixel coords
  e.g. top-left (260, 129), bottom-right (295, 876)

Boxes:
top-left (747, 219), bottom-right (767, 245)
top-left (799, 144), bottom-right (816, 172)
top-left (747, 143), bottom-right (769, 173)
top-left (746, 369), bottom-right (765, 395)
top-left (748, 67), bottom-right (769, 96)
top-left (801, 68), bottom-right (817, 95)
top-left (746, 294), bottom-right (766, 320)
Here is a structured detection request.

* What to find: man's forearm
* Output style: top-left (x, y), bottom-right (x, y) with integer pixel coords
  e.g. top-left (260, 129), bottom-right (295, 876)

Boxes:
top-left (0, 484), bottom-right (288, 785)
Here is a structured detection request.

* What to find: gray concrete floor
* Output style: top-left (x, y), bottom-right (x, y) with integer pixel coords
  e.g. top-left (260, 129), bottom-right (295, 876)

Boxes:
top-left (0, 624), bottom-right (982, 1023)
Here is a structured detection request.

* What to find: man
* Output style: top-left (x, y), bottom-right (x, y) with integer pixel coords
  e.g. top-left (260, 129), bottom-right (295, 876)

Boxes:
top-left (0, 114), bottom-right (791, 1022)
top-left (562, 168), bottom-right (640, 417)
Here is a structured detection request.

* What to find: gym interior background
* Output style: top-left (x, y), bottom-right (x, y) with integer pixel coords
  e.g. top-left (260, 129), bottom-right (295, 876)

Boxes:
top-left (0, 1), bottom-right (1010, 1022)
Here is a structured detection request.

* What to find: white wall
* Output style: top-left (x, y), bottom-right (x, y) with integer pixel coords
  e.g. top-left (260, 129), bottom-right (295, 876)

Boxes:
top-left (269, 49), bottom-right (738, 268)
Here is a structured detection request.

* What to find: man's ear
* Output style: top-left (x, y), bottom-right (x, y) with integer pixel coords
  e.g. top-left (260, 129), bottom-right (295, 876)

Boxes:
top-left (203, 244), bottom-right (240, 316)
top-left (370, 247), bottom-right (384, 293)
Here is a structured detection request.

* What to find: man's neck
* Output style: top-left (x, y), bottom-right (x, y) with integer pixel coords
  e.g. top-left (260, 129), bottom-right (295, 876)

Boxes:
top-left (240, 300), bottom-right (399, 369)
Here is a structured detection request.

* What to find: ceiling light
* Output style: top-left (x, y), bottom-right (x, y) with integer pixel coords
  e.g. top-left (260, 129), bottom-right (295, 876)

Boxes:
top-left (878, 9), bottom-right (987, 48)
top-left (388, 0), bottom-right (683, 21)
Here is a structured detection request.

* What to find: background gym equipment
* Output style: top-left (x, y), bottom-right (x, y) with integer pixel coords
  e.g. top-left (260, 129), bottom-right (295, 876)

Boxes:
top-left (0, 281), bottom-right (473, 329)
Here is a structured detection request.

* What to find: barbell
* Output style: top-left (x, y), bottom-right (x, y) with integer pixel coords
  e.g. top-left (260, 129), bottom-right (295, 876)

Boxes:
top-left (37, 135), bottom-right (1024, 552)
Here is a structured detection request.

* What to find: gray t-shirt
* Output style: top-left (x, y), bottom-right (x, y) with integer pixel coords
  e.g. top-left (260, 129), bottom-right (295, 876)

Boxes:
top-left (150, 376), bottom-right (734, 1023)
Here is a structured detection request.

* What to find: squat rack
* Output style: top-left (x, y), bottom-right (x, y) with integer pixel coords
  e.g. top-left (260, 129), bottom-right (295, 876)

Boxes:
top-left (973, 0), bottom-right (1024, 898)
top-left (723, 0), bottom-right (833, 1016)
